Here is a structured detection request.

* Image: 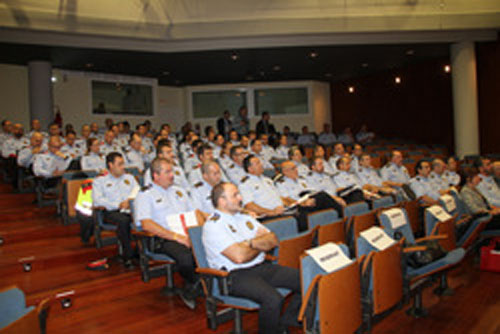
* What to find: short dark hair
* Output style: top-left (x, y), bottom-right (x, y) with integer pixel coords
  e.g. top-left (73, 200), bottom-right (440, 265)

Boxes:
top-left (156, 140), bottom-right (171, 155)
top-left (150, 157), bottom-right (169, 180)
top-left (288, 146), bottom-right (301, 160)
top-left (230, 145), bottom-right (244, 159)
top-left (197, 144), bottom-right (213, 158)
top-left (106, 152), bottom-right (123, 169)
top-left (191, 139), bottom-right (203, 149)
top-left (65, 130), bottom-right (76, 136)
top-left (204, 126), bottom-right (214, 136)
top-left (415, 159), bottom-right (428, 173)
top-left (211, 182), bottom-right (230, 208)
top-left (243, 154), bottom-right (256, 172)
top-left (460, 166), bottom-right (480, 187)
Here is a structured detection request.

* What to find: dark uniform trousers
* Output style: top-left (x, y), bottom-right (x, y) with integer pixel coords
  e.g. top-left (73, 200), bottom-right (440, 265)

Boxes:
top-left (228, 262), bottom-right (301, 334)
top-left (156, 239), bottom-right (197, 285)
top-left (296, 190), bottom-right (344, 231)
top-left (103, 210), bottom-right (133, 260)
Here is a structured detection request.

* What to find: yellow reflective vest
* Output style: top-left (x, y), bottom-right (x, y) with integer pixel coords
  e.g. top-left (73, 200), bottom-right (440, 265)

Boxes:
top-left (75, 179), bottom-right (93, 216)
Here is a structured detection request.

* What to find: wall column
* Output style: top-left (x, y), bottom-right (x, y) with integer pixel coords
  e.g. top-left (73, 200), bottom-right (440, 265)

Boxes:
top-left (28, 61), bottom-right (53, 130)
top-left (450, 42), bottom-right (480, 158)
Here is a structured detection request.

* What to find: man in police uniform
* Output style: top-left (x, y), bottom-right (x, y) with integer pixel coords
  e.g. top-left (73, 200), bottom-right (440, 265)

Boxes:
top-left (225, 145), bottom-right (248, 185)
top-left (188, 144), bottom-right (228, 185)
top-left (144, 141), bottom-right (190, 189)
top-left (307, 157), bottom-right (341, 198)
top-left (380, 150), bottom-right (411, 187)
top-left (202, 182), bottom-right (301, 334)
top-left (92, 152), bottom-right (139, 268)
top-left (100, 130), bottom-right (123, 156)
top-left (317, 123), bottom-right (337, 147)
top-left (0, 119), bottom-right (12, 147)
top-left (409, 160), bottom-right (440, 206)
top-left (355, 153), bottom-right (398, 195)
top-left (429, 159), bottom-right (452, 194)
top-left (61, 130), bottom-right (84, 159)
top-left (327, 142), bottom-right (346, 173)
top-left (33, 136), bottom-right (72, 179)
top-left (333, 156), bottom-right (375, 203)
top-left (250, 139), bottom-right (274, 170)
top-left (191, 161), bottom-right (222, 213)
top-left (1, 123), bottom-right (29, 158)
top-left (288, 146), bottom-right (309, 178)
top-left (444, 156), bottom-right (461, 187)
top-left (296, 126), bottom-right (315, 146)
top-left (277, 160), bottom-right (345, 230)
top-left (125, 133), bottom-right (148, 173)
top-left (475, 157), bottom-right (500, 207)
top-left (135, 158), bottom-right (206, 309)
top-left (239, 155), bottom-right (290, 217)
top-left (17, 132), bottom-right (44, 168)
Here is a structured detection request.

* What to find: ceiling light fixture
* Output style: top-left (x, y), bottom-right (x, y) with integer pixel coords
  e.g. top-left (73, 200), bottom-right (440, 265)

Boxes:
top-left (406, 49), bottom-right (415, 56)
top-left (395, 76), bottom-right (401, 84)
top-left (444, 65), bottom-right (451, 73)
top-left (361, 63), bottom-right (368, 68)
top-left (51, 76), bottom-right (57, 83)
top-left (272, 65), bottom-right (281, 71)
top-left (162, 71), bottom-right (170, 75)
top-left (231, 52), bottom-right (239, 61)
top-left (348, 86), bottom-right (355, 93)
top-left (309, 51), bottom-right (318, 58)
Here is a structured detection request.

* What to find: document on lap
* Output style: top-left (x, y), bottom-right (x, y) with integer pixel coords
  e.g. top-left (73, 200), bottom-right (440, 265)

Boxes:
top-left (164, 211), bottom-right (198, 237)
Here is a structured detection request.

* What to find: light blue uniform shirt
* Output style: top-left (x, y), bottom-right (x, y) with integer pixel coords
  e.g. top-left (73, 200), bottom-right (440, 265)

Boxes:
top-left (333, 170), bottom-right (362, 190)
top-left (143, 164), bottom-right (190, 189)
top-left (409, 176), bottom-right (441, 200)
top-left (125, 149), bottom-right (146, 172)
top-left (294, 161), bottom-right (310, 178)
top-left (275, 176), bottom-right (311, 201)
top-left (191, 180), bottom-right (215, 213)
top-left (17, 146), bottom-right (40, 168)
top-left (297, 134), bottom-right (315, 146)
top-left (33, 152), bottom-right (71, 178)
top-left (92, 173), bottom-right (138, 211)
top-left (274, 146), bottom-right (289, 160)
top-left (239, 174), bottom-right (283, 209)
top-left (1, 137), bottom-right (30, 158)
top-left (327, 155), bottom-right (342, 173)
top-left (306, 171), bottom-right (338, 197)
top-left (429, 171), bottom-right (448, 191)
top-left (356, 166), bottom-right (383, 187)
top-left (81, 152), bottom-right (106, 171)
top-left (135, 183), bottom-right (195, 228)
top-left (443, 171), bottom-right (460, 187)
top-left (380, 163), bottom-right (410, 184)
top-left (226, 163), bottom-right (247, 185)
top-left (318, 133), bottom-right (337, 146)
top-left (61, 143), bottom-right (84, 158)
top-left (187, 164), bottom-right (229, 186)
top-left (477, 174), bottom-right (500, 207)
top-left (202, 210), bottom-right (269, 272)
top-left (100, 142), bottom-right (123, 157)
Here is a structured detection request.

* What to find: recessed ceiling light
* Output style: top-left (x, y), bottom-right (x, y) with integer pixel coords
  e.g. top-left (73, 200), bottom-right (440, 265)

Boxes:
top-left (361, 63), bottom-right (369, 68)
top-left (309, 51), bottom-right (318, 59)
top-left (325, 73), bottom-right (332, 78)
top-left (85, 63), bottom-right (93, 68)
top-left (162, 71), bottom-right (170, 75)
top-left (259, 71), bottom-right (265, 76)
top-left (51, 76), bottom-right (57, 83)
top-left (406, 49), bottom-right (415, 56)
top-left (348, 86), bottom-right (355, 93)
top-left (395, 76), bottom-right (401, 84)
top-left (444, 65), bottom-right (451, 73)
top-left (231, 52), bottom-right (239, 61)
top-left (272, 65), bottom-right (281, 71)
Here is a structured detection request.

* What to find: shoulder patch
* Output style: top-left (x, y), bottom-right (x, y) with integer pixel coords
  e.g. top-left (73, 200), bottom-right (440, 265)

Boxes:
top-left (241, 175), bottom-right (249, 183)
top-left (210, 213), bottom-right (220, 221)
top-left (176, 190), bottom-right (183, 198)
top-left (140, 185), bottom-right (152, 192)
top-left (194, 182), bottom-right (203, 188)
top-left (229, 164), bottom-right (234, 169)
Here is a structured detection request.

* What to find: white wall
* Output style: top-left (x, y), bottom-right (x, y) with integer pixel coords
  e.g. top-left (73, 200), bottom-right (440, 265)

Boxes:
top-left (0, 63), bottom-right (330, 135)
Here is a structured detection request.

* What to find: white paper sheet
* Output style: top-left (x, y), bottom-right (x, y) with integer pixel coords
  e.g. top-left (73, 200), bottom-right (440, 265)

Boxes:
top-left (164, 211), bottom-right (198, 236)
top-left (427, 205), bottom-right (452, 222)
top-left (384, 208), bottom-right (407, 229)
top-left (305, 242), bottom-right (353, 273)
top-left (360, 226), bottom-right (396, 251)
top-left (440, 194), bottom-right (456, 212)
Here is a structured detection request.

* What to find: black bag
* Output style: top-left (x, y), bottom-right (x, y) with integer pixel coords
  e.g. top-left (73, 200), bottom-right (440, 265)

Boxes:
top-left (394, 232), bottom-right (448, 269)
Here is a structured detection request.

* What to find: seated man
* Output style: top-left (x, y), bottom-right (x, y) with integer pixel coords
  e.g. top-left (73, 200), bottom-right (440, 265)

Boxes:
top-left (333, 156), bottom-right (376, 203)
top-left (274, 134), bottom-right (290, 160)
top-left (202, 182), bottom-right (301, 334)
top-left (349, 143), bottom-right (363, 172)
top-left (288, 146), bottom-right (310, 178)
top-left (191, 161), bottom-right (222, 213)
top-left (313, 145), bottom-right (335, 176)
top-left (355, 153), bottom-right (397, 196)
top-left (494, 161), bottom-right (500, 188)
top-left (125, 133), bottom-right (148, 173)
top-left (317, 123), bottom-right (337, 147)
top-left (17, 132), bottom-right (44, 169)
top-left (250, 139), bottom-right (274, 170)
top-left (225, 145), bottom-right (248, 185)
top-left (259, 134), bottom-right (276, 162)
top-left (276, 160), bottom-right (345, 230)
top-left (33, 135), bottom-right (72, 184)
top-left (355, 124), bottom-right (375, 144)
top-left (61, 130), bottom-right (84, 160)
top-left (183, 139), bottom-right (204, 175)
top-left (188, 143), bottom-right (228, 185)
top-left (100, 130), bottom-right (123, 156)
top-left (1, 123), bottom-right (29, 158)
top-left (409, 160), bottom-right (440, 206)
top-left (136, 158), bottom-right (206, 309)
top-left (144, 140), bottom-right (190, 189)
top-left (327, 142), bottom-right (346, 173)
top-left (444, 156), bottom-right (461, 187)
top-left (429, 158), bottom-right (452, 195)
top-left (92, 152), bottom-right (139, 269)
top-left (307, 157), bottom-right (343, 200)
top-left (338, 127), bottom-right (355, 145)
top-left (296, 126), bottom-right (315, 147)
top-left (380, 150), bottom-right (411, 186)
top-left (475, 157), bottom-right (500, 207)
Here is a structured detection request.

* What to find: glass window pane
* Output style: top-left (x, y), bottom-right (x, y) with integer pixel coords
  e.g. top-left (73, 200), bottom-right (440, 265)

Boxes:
top-left (92, 80), bottom-right (153, 116)
top-left (193, 90), bottom-right (246, 119)
top-left (254, 87), bottom-right (308, 116)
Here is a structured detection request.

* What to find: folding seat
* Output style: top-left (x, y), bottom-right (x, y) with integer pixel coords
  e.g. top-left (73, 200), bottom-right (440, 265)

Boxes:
top-left (440, 193), bottom-right (491, 250)
top-left (356, 227), bottom-right (404, 331)
top-left (0, 285), bottom-right (50, 334)
top-left (344, 201), bottom-right (370, 218)
top-left (400, 199), bottom-right (422, 236)
top-left (371, 196), bottom-right (394, 210)
top-left (34, 176), bottom-right (60, 208)
top-left (346, 210), bottom-right (377, 256)
top-left (60, 170), bottom-right (98, 225)
top-left (423, 205), bottom-right (458, 252)
top-left (308, 209), bottom-right (346, 245)
top-left (264, 216), bottom-right (315, 269)
top-left (298, 243), bottom-right (363, 334)
top-left (369, 154), bottom-right (382, 169)
top-left (378, 207), bottom-right (465, 316)
top-left (15, 166), bottom-right (35, 193)
top-left (130, 200), bottom-right (177, 295)
top-left (93, 209), bottom-right (120, 250)
top-left (188, 226), bottom-right (290, 334)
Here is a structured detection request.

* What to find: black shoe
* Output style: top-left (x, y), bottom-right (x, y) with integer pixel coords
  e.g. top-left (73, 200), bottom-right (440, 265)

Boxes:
top-left (123, 259), bottom-right (135, 270)
top-left (179, 288), bottom-right (196, 310)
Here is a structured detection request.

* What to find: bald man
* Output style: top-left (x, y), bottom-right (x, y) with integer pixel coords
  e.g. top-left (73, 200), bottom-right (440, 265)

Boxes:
top-left (1, 123), bottom-right (29, 158)
top-left (33, 136), bottom-right (71, 178)
top-left (17, 132), bottom-right (45, 168)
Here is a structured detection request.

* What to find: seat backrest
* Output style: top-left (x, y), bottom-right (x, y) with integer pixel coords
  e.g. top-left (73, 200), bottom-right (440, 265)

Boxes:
top-left (372, 196), bottom-right (394, 210)
top-left (188, 226), bottom-right (209, 269)
top-left (378, 207), bottom-right (416, 244)
top-left (350, 211), bottom-right (377, 256)
top-left (317, 217), bottom-right (347, 245)
top-left (263, 216), bottom-right (298, 240)
top-left (438, 194), bottom-right (458, 216)
top-left (278, 229), bottom-right (315, 269)
top-left (0, 286), bottom-right (34, 331)
top-left (263, 168), bottom-right (276, 179)
top-left (449, 189), bottom-right (468, 218)
top-left (401, 200), bottom-right (421, 234)
top-left (307, 209), bottom-right (339, 230)
top-left (344, 202), bottom-right (370, 218)
top-left (66, 178), bottom-right (90, 219)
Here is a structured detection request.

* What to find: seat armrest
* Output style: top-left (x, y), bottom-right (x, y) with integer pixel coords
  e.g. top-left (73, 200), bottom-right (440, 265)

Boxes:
top-left (196, 268), bottom-right (231, 295)
top-left (196, 267), bottom-right (229, 277)
top-left (415, 235), bottom-right (447, 243)
top-left (265, 254), bottom-right (277, 262)
top-left (298, 275), bottom-right (322, 323)
top-left (403, 246), bottom-right (427, 253)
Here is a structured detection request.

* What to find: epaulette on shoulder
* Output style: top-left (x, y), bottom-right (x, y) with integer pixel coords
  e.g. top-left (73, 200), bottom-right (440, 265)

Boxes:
top-left (416, 176), bottom-right (421, 181)
top-left (274, 174), bottom-right (284, 183)
top-left (332, 172), bottom-right (340, 177)
top-left (307, 171), bottom-right (312, 177)
top-left (229, 163), bottom-right (235, 169)
top-left (241, 175), bottom-right (249, 183)
top-left (209, 213), bottom-right (220, 221)
top-left (194, 181), bottom-right (203, 188)
top-left (141, 185), bottom-right (152, 192)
